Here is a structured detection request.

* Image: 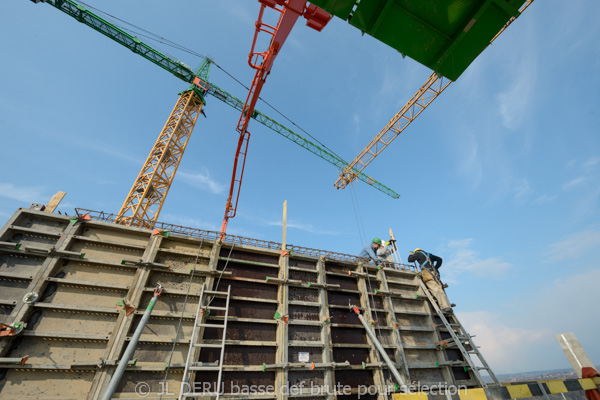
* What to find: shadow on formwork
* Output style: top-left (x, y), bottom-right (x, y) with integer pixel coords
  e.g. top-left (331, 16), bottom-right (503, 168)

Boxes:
top-left (0, 204), bottom-right (594, 400)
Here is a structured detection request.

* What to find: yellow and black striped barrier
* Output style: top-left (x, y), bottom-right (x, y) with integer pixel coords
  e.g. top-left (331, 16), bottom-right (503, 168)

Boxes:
top-left (392, 378), bottom-right (599, 400)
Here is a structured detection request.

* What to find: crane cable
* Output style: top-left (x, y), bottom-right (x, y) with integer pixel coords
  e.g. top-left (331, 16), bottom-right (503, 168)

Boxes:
top-left (349, 182), bottom-right (386, 346)
top-left (77, 1), bottom-right (204, 61)
top-left (349, 186), bottom-right (366, 247)
top-left (349, 181), bottom-right (367, 247)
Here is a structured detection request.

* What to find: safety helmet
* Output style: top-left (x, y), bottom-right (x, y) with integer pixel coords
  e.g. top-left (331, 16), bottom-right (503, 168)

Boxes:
top-left (372, 237), bottom-right (382, 245)
top-left (414, 248), bottom-right (422, 253)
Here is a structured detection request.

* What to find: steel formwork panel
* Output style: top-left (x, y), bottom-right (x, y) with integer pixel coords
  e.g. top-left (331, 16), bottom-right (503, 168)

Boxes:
top-left (0, 207), bottom-right (486, 400)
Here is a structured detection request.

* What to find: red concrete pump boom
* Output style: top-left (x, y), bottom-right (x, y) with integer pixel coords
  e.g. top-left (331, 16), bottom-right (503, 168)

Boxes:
top-left (220, 0), bottom-right (331, 235)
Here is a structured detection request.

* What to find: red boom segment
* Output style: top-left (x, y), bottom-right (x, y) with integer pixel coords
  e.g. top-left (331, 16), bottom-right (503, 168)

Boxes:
top-left (220, 0), bottom-right (331, 235)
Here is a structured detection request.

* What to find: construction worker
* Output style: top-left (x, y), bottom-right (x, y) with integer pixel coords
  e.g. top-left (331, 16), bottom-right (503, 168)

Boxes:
top-left (359, 238), bottom-right (384, 264)
top-left (377, 239), bottom-right (397, 267)
top-left (408, 248), bottom-right (453, 314)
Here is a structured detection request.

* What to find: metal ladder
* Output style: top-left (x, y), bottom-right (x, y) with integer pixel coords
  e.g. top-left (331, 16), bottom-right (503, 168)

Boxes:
top-left (416, 279), bottom-right (499, 387)
top-left (386, 228), bottom-right (498, 386)
top-left (179, 283), bottom-right (231, 400)
top-left (444, 312), bottom-right (500, 386)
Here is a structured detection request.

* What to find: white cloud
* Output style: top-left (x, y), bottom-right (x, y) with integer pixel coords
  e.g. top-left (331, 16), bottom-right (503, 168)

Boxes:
top-left (574, 186), bottom-right (600, 219)
top-left (375, 62), bottom-right (414, 112)
top-left (514, 178), bottom-right (533, 201)
top-left (545, 228), bottom-right (600, 262)
top-left (160, 213), bottom-right (220, 232)
top-left (267, 219), bottom-right (340, 236)
top-left (159, 213), bottom-right (265, 240)
top-left (178, 170), bottom-right (226, 195)
top-left (444, 239), bottom-right (512, 282)
top-left (496, 46), bottom-right (537, 130)
top-left (227, 4), bottom-right (254, 25)
top-left (583, 156), bottom-right (600, 170)
top-left (352, 113), bottom-right (361, 135)
top-left (467, 269), bottom-right (600, 373)
top-left (530, 268), bottom-right (600, 340)
top-left (533, 194), bottom-right (556, 205)
top-left (562, 156), bottom-right (599, 191)
top-left (90, 145), bottom-right (139, 164)
top-left (562, 176), bottom-right (588, 191)
top-left (238, 212), bottom-right (341, 236)
top-left (456, 131), bottom-right (483, 191)
top-left (457, 310), bottom-right (550, 374)
top-left (559, 157), bottom-right (600, 217)
top-left (0, 182), bottom-right (47, 203)
top-left (559, 2), bottom-right (600, 55)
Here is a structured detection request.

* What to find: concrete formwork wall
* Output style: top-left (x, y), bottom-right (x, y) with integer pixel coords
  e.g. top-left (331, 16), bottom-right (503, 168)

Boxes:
top-left (0, 208), bottom-right (480, 400)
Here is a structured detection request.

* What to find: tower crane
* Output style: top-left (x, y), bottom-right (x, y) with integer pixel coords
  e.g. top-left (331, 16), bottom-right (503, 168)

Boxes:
top-left (333, 0), bottom-right (535, 191)
top-left (32, 0), bottom-right (398, 230)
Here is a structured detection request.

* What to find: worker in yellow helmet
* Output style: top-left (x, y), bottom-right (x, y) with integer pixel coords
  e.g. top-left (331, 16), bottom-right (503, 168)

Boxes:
top-left (408, 248), bottom-right (453, 314)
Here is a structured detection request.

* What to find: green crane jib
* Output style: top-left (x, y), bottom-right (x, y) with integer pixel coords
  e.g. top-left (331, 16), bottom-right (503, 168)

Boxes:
top-left (34, 0), bottom-right (399, 199)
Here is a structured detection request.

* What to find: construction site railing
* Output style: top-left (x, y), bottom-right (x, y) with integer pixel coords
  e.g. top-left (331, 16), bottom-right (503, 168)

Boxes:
top-left (74, 208), bottom-right (417, 272)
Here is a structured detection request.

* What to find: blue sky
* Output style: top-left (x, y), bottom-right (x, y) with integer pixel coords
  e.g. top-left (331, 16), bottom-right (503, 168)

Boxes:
top-left (1, 0), bottom-right (599, 374)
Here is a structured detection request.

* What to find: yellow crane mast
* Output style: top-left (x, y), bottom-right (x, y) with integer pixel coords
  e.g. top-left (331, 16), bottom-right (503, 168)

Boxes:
top-left (334, 0), bottom-right (535, 191)
top-left (116, 89), bottom-right (204, 228)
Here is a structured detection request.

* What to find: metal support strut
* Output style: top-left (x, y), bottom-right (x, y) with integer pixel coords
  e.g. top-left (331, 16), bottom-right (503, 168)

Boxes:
top-left (101, 284), bottom-right (163, 400)
top-left (352, 306), bottom-right (408, 390)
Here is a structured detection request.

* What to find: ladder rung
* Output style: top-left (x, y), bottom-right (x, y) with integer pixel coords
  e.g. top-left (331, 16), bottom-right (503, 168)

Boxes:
top-left (192, 343), bottom-right (223, 348)
top-left (197, 323), bottom-right (225, 328)
top-left (205, 290), bottom-right (229, 298)
top-left (207, 306), bottom-right (228, 311)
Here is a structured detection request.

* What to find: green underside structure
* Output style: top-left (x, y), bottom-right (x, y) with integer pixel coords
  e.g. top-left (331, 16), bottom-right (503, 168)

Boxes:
top-left (308, 0), bottom-right (526, 80)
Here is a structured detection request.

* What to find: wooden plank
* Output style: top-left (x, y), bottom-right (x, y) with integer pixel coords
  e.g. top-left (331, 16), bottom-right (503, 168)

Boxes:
top-left (45, 191), bottom-right (66, 213)
top-left (275, 237), bottom-right (289, 400)
top-left (282, 200), bottom-right (287, 252)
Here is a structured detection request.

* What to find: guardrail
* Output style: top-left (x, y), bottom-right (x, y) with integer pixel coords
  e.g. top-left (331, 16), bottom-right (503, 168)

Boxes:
top-left (74, 208), bottom-right (417, 272)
